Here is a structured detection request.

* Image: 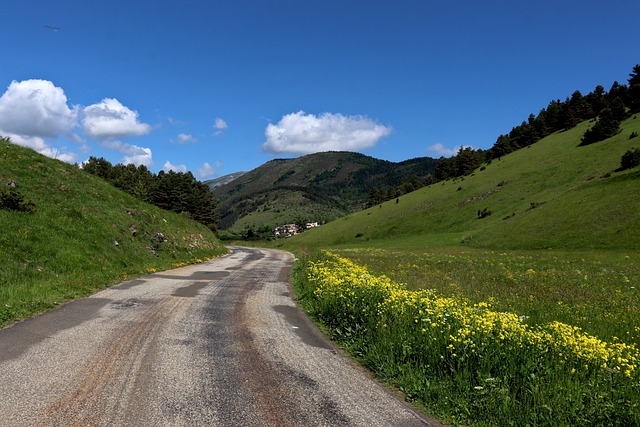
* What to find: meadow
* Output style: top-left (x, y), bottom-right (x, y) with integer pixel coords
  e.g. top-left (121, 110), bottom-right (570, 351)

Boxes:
top-left (332, 246), bottom-right (640, 347)
top-left (295, 251), bottom-right (640, 426)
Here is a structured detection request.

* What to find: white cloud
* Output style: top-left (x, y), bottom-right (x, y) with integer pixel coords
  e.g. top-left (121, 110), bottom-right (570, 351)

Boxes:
top-left (213, 117), bottom-right (228, 129)
top-left (167, 116), bottom-right (186, 126)
top-left (262, 111), bottom-right (392, 155)
top-left (427, 143), bottom-right (473, 157)
top-left (83, 98), bottom-right (150, 140)
top-left (102, 140), bottom-right (153, 167)
top-left (0, 79), bottom-right (77, 138)
top-left (197, 162), bottom-right (216, 179)
top-left (170, 133), bottom-right (197, 144)
top-left (0, 79), bottom-right (80, 162)
top-left (163, 160), bottom-right (188, 173)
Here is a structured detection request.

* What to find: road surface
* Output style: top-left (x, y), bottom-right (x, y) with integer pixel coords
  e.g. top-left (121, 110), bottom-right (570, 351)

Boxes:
top-left (0, 246), bottom-right (441, 426)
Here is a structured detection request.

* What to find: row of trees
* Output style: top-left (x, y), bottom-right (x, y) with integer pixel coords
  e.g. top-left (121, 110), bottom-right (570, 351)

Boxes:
top-left (83, 157), bottom-right (217, 230)
top-left (434, 64), bottom-right (640, 181)
top-left (366, 174), bottom-right (432, 207)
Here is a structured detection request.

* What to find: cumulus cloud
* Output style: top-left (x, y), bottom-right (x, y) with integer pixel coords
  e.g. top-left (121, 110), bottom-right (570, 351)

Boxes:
top-left (262, 111), bottom-right (392, 155)
top-left (0, 79), bottom-right (77, 138)
top-left (0, 79), bottom-right (80, 162)
top-left (102, 140), bottom-right (153, 167)
top-left (170, 133), bottom-right (197, 144)
top-left (83, 98), bottom-right (150, 140)
top-left (427, 143), bottom-right (472, 157)
top-left (163, 160), bottom-right (187, 173)
top-left (197, 162), bottom-right (216, 179)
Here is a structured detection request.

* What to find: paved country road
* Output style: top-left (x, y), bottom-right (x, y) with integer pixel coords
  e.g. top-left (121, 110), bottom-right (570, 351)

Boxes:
top-left (0, 246), bottom-right (442, 426)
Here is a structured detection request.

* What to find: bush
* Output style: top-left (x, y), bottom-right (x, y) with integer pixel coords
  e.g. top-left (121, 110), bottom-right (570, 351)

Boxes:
top-left (620, 148), bottom-right (640, 170)
top-left (477, 207), bottom-right (492, 219)
top-left (0, 189), bottom-right (35, 212)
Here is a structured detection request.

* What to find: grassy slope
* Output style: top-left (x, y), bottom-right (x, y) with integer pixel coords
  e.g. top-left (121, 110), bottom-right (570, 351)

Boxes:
top-left (289, 116), bottom-right (640, 251)
top-left (0, 139), bottom-right (227, 327)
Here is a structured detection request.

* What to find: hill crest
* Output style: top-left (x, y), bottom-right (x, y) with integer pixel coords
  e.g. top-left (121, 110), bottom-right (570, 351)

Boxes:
top-left (212, 151), bottom-right (438, 237)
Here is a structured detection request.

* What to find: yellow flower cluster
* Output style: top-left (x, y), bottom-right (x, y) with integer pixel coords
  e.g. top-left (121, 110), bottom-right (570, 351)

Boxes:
top-left (309, 252), bottom-right (639, 379)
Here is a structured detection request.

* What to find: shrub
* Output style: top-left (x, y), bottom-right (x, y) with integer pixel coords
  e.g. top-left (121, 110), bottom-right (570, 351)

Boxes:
top-left (620, 148), bottom-right (640, 170)
top-left (477, 207), bottom-right (492, 219)
top-left (0, 189), bottom-right (35, 212)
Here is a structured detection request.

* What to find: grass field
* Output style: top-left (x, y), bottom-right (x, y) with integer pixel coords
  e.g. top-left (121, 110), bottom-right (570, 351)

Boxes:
top-left (332, 246), bottom-right (640, 347)
top-left (296, 252), bottom-right (639, 426)
top-left (287, 116), bottom-right (640, 251)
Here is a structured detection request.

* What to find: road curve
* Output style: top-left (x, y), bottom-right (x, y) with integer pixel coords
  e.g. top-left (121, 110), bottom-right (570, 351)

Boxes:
top-left (0, 246), bottom-right (442, 426)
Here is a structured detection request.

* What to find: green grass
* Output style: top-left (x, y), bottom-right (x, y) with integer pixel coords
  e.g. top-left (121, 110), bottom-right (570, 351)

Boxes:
top-left (0, 139), bottom-right (227, 327)
top-left (331, 247), bottom-right (640, 347)
top-left (286, 116), bottom-right (640, 250)
top-left (275, 116), bottom-right (640, 426)
top-left (299, 253), bottom-right (639, 426)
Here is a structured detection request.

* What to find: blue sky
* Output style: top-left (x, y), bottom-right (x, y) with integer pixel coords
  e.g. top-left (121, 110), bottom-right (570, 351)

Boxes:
top-left (1, 1), bottom-right (638, 180)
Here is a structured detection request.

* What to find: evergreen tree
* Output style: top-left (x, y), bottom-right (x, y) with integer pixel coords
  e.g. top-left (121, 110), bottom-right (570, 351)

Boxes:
top-left (585, 85), bottom-right (608, 116)
top-left (435, 156), bottom-right (457, 181)
top-left (628, 64), bottom-right (640, 113)
top-left (610, 97), bottom-right (628, 121)
top-left (455, 147), bottom-right (484, 176)
top-left (83, 157), bottom-right (114, 181)
top-left (580, 108), bottom-right (621, 146)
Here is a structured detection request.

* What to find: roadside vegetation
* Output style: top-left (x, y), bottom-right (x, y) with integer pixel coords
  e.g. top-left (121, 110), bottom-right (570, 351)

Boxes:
top-left (295, 252), bottom-right (638, 426)
top-left (0, 139), bottom-right (226, 327)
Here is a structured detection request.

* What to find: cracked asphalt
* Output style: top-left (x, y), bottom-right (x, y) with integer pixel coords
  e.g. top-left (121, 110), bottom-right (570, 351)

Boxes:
top-left (0, 246), bottom-right (443, 426)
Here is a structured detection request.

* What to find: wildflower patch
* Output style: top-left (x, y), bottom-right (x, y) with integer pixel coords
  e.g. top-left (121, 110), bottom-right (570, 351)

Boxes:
top-left (305, 252), bottom-right (640, 425)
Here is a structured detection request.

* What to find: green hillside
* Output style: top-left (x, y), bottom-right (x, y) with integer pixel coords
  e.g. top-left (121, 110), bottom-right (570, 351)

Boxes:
top-left (213, 151), bottom-right (437, 237)
top-left (0, 139), bottom-right (227, 327)
top-left (290, 116), bottom-right (640, 251)
top-left (282, 116), bottom-right (640, 426)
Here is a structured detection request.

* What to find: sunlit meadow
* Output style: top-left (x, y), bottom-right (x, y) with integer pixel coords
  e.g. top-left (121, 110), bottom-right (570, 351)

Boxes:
top-left (333, 247), bottom-right (640, 347)
top-left (299, 251), bottom-right (640, 426)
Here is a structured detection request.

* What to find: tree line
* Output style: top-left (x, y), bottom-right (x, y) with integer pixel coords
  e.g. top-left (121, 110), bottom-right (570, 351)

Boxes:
top-left (436, 64), bottom-right (640, 181)
top-left (83, 157), bottom-right (217, 231)
top-left (366, 64), bottom-right (640, 207)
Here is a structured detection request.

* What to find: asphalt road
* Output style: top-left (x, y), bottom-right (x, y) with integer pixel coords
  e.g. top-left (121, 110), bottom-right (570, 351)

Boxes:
top-left (0, 246), bottom-right (442, 426)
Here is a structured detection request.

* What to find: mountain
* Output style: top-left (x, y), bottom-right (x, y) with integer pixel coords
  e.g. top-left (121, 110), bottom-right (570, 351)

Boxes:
top-left (288, 115), bottom-right (640, 250)
top-left (0, 138), bottom-right (226, 327)
top-left (212, 151), bottom-right (438, 237)
top-left (204, 171), bottom-right (246, 190)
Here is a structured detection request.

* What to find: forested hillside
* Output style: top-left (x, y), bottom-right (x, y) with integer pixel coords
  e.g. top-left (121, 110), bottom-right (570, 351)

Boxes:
top-left (82, 157), bottom-right (218, 230)
top-left (434, 64), bottom-right (640, 181)
top-left (213, 65), bottom-right (640, 240)
top-left (212, 151), bottom-right (438, 238)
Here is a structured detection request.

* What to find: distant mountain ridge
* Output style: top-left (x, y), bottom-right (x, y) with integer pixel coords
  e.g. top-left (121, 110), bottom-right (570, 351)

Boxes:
top-left (211, 151), bottom-right (438, 236)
